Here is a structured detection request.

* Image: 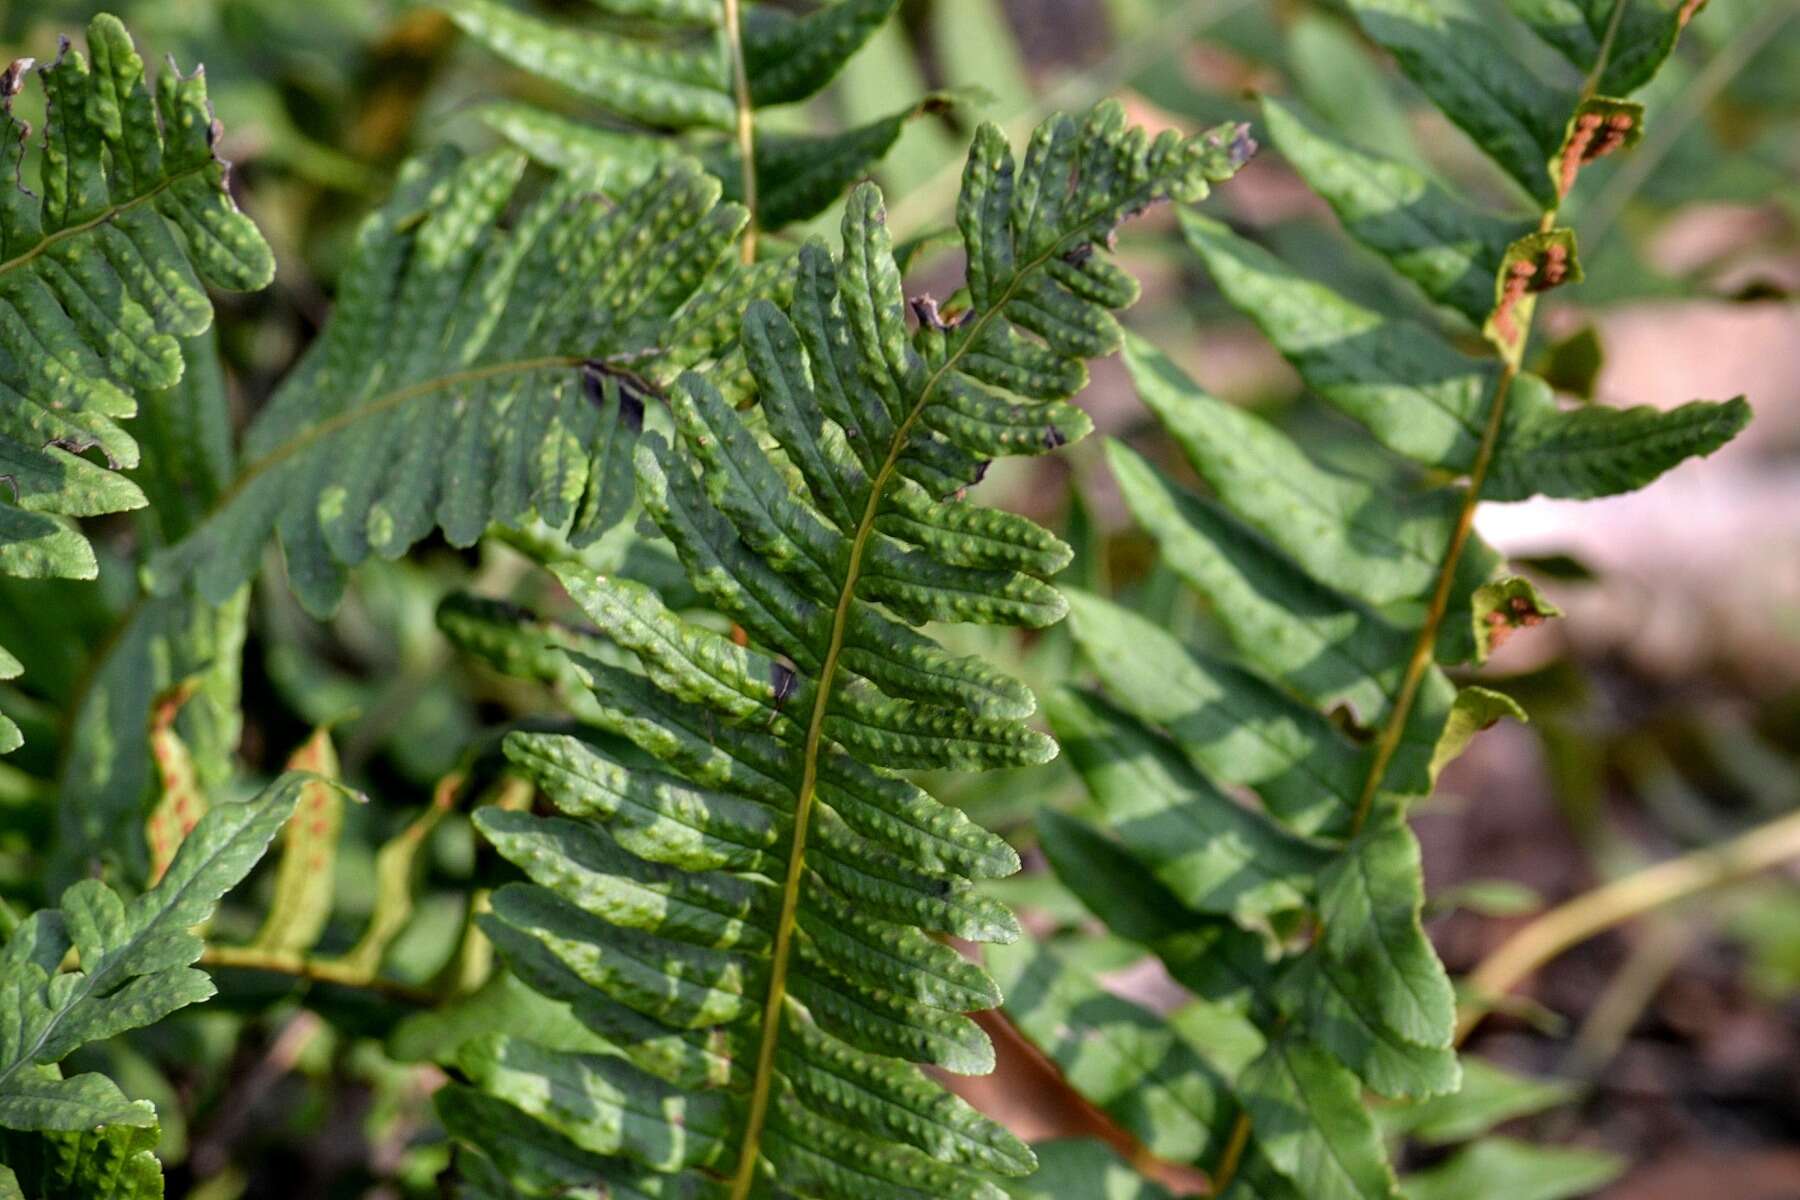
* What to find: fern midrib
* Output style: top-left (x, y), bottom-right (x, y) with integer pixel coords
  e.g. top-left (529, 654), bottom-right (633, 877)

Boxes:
top-left (721, 0), bottom-right (759, 263)
top-left (0, 164), bottom-right (200, 280)
top-left (726, 223), bottom-right (1107, 1198)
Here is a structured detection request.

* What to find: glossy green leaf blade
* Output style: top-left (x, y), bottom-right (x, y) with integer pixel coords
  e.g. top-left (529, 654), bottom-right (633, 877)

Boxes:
top-left (1346, 0), bottom-right (1573, 204)
top-left (1258, 98), bottom-right (1527, 329)
top-left (1487, 388), bottom-right (1751, 501)
top-left (742, 0), bottom-right (901, 107)
top-left (1401, 1137), bottom-right (1624, 1200)
top-left (1062, 588), bottom-right (1362, 838)
top-left (1122, 331), bottom-right (1500, 606)
top-left (1238, 1034), bottom-right (1398, 1200)
top-left (0, 777), bottom-right (303, 1128)
top-left (990, 934), bottom-right (1236, 1164)
top-left (1047, 689), bottom-right (1330, 924)
top-left (1107, 440), bottom-right (1450, 736)
top-left (1316, 813), bottom-right (1455, 1052)
top-left (1179, 211), bottom-right (1495, 475)
top-left (1504, 0), bottom-right (1693, 95)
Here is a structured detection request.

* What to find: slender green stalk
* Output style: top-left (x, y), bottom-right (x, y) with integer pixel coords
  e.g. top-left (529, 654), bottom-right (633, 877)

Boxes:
top-left (1457, 806), bottom-right (1800, 1043)
top-left (722, 0), bottom-right (759, 262)
top-left (199, 944), bottom-right (437, 1005)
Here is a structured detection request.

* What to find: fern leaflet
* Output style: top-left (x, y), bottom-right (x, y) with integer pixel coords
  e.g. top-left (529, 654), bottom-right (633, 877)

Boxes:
top-left (147, 151), bottom-right (778, 617)
top-left (0, 777), bottom-right (303, 1195)
top-left (440, 0), bottom-right (913, 233)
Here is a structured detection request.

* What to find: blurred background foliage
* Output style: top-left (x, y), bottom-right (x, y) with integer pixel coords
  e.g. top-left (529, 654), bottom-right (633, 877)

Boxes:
top-left (1, 0), bottom-right (1796, 1196)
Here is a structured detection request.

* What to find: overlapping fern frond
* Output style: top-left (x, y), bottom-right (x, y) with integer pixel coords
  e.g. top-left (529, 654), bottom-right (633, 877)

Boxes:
top-left (1007, 3), bottom-right (1749, 1198)
top-left (147, 150), bottom-right (775, 617)
top-left (439, 0), bottom-right (946, 231)
top-left (0, 781), bottom-right (303, 1192)
top-left (0, 14), bottom-right (272, 752)
top-left (432, 101), bottom-right (1253, 1198)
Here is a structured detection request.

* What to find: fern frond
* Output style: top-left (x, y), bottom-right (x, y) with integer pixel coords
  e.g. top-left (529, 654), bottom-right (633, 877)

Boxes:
top-left (436, 101), bottom-right (1252, 1198)
top-left (0, 779), bottom-right (301, 1141)
top-left (147, 152), bottom-right (771, 617)
top-left (0, 15), bottom-right (272, 752)
top-left (1020, 7), bottom-right (1745, 1194)
top-left (441, 0), bottom-right (906, 230)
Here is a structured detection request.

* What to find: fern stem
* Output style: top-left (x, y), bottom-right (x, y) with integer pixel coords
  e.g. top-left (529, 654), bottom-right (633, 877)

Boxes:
top-left (1347, 364), bottom-right (1519, 838)
top-left (728, 229), bottom-right (1090, 1198)
top-left (1456, 805), bottom-right (1800, 1043)
top-left (1209, 1110), bottom-right (1253, 1193)
top-left (721, 0), bottom-right (759, 263)
top-left (198, 944), bottom-right (438, 1005)
top-left (1347, 0), bottom-right (1630, 840)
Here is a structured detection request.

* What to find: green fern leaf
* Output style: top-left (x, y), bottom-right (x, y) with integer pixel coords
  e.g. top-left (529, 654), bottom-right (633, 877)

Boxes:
top-left (1504, 0), bottom-right (1696, 96)
top-left (1400, 1137), bottom-right (1623, 1200)
top-left (1180, 211), bottom-right (1748, 500)
top-left (440, 0), bottom-right (906, 230)
top-left (0, 15), bottom-right (271, 753)
top-left (1003, 1139), bottom-right (1176, 1200)
top-left (1345, 0), bottom-right (1574, 205)
top-left (478, 92), bottom-right (965, 229)
top-left (1238, 1033), bottom-right (1397, 1200)
top-left (1257, 99), bottom-right (1529, 330)
top-left (0, 777), bottom-right (301, 1134)
top-left (147, 152), bottom-right (767, 617)
top-left (1023, 8), bottom-right (1748, 1193)
top-left (988, 932), bottom-right (1236, 1164)
top-left (0, 1116), bottom-right (163, 1200)
top-left (437, 101), bottom-right (1251, 1197)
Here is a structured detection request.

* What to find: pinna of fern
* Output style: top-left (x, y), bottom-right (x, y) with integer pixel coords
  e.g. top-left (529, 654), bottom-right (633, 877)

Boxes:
top-left (144, 144), bottom-right (783, 619)
top-left (0, 778), bottom-right (306, 1197)
top-left (439, 0), bottom-right (944, 236)
top-left (998, 2), bottom-right (1752, 1198)
top-left (429, 101), bottom-right (1253, 1198)
top-left (0, 13), bottom-right (273, 754)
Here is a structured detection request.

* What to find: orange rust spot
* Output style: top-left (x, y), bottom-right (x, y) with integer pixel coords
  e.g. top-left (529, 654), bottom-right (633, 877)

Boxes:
top-left (1678, 0), bottom-right (1707, 27)
top-left (1486, 595), bottom-right (1548, 653)
top-left (730, 624), bottom-right (750, 648)
top-left (1534, 243), bottom-right (1571, 291)
top-left (1492, 258), bottom-right (1537, 345)
top-left (1559, 110), bottom-right (1637, 196)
